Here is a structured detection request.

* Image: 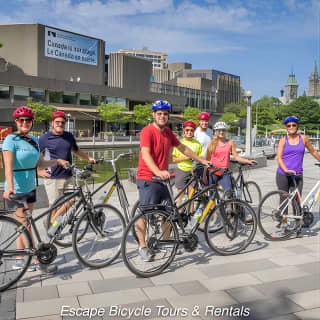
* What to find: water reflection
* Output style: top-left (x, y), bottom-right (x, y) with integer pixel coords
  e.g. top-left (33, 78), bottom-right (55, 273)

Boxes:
top-left (72, 147), bottom-right (140, 182)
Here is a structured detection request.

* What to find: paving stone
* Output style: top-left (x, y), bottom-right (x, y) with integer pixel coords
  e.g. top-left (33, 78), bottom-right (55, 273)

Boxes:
top-left (284, 245), bottom-right (314, 254)
top-left (150, 268), bottom-right (208, 286)
top-left (89, 276), bottom-right (154, 294)
top-left (104, 298), bottom-right (172, 319)
top-left (42, 269), bottom-right (103, 286)
top-left (171, 280), bottom-right (210, 296)
top-left (78, 288), bottom-right (148, 308)
top-left (263, 315), bottom-right (299, 320)
top-left (294, 307), bottom-right (320, 320)
top-left (236, 297), bottom-right (303, 320)
top-left (142, 285), bottom-right (180, 300)
top-left (99, 266), bottom-right (134, 279)
top-left (58, 281), bottom-right (92, 297)
top-left (16, 296), bottom-right (79, 319)
top-left (20, 316), bottom-right (60, 320)
top-left (16, 288), bottom-right (23, 303)
top-left (269, 254), bottom-right (319, 267)
top-left (199, 258), bottom-right (279, 278)
top-left (23, 285), bottom-right (59, 302)
top-left (226, 286), bottom-right (267, 303)
top-left (296, 262), bottom-right (320, 274)
top-left (200, 273), bottom-right (262, 292)
top-left (169, 290), bottom-right (237, 314)
top-left (250, 266), bottom-right (310, 283)
top-left (287, 289), bottom-right (320, 309)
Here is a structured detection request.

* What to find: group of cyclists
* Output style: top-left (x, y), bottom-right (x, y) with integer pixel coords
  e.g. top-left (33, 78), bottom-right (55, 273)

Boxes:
top-left (2, 99), bottom-right (320, 267)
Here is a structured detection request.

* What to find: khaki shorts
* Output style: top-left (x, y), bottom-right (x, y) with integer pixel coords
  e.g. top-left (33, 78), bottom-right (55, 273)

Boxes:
top-left (44, 177), bottom-right (74, 207)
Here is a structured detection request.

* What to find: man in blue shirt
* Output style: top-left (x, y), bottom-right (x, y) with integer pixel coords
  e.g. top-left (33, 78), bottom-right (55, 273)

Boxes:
top-left (39, 111), bottom-right (95, 223)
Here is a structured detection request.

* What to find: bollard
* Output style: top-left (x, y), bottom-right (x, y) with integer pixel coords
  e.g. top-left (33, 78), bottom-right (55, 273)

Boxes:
top-left (130, 136), bottom-right (132, 144)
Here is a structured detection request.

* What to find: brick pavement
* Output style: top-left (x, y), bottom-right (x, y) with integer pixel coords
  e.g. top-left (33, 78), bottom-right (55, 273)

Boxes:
top-left (1, 154), bottom-right (319, 320)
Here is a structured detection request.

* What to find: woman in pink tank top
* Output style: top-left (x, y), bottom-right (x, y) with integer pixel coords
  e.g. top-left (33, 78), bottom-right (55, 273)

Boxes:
top-left (206, 122), bottom-right (256, 195)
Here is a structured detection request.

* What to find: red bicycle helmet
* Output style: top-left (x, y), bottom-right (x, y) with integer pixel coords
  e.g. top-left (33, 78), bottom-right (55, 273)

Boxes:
top-left (51, 111), bottom-right (66, 120)
top-left (198, 112), bottom-right (210, 120)
top-left (184, 120), bottom-right (196, 128)
top-left (13, 106), bottom-right (34, 119)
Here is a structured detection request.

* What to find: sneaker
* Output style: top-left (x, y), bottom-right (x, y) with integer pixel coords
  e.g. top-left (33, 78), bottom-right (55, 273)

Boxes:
top-left (12, 260), bottom-right (37, 272)
top-left (139, 247), bottom-right (154, 262)
top-left (37, 263), bottom-right (58, 274)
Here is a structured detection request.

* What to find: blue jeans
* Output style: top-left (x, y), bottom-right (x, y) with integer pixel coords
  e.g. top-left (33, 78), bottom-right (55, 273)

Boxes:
top-left (209, 173), bottom-right (232, 191)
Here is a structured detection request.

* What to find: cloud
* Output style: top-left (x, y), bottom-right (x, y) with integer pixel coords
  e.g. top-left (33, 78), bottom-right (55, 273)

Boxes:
top-left (0, 0), bottom-right (317, 55)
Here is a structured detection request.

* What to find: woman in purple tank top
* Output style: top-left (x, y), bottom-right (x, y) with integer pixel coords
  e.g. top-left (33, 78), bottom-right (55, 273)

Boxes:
top-left (276, 116), bottom-right (320, 194)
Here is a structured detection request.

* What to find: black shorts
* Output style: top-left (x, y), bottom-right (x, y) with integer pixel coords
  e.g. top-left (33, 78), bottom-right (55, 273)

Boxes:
top-left (136, 179), bottom-right (171, 206)
top-left (175, 168), bottom-right (194, 189)
top-left (5, 189), bottom-right (36, 209)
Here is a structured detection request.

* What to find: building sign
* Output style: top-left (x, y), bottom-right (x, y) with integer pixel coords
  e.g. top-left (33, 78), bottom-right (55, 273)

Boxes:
top-left (45, 26), bottom-right (98, 66)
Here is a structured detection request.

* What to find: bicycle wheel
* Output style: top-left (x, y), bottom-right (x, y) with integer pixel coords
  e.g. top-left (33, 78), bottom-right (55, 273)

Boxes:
top-left (258, 190), bottom-right (298, 240)
top-left (72, 204), bottom-right (125, 268)
top-left (0, 215), bottom-right (33, 292)
top-left (46, 194), bottom-right (88, 248)
top-left (205, 199), bottom-right (257, 255)
top-left (198, 187), bottom-right (224, 233)
top-left (122, 210), bottom-right (179, 277)
top-left (242, 181), bottom-right (262, 213)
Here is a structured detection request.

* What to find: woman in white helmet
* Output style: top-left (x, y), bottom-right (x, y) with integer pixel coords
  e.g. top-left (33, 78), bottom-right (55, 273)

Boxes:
top-left (206, 121), bottom-right (256, 195)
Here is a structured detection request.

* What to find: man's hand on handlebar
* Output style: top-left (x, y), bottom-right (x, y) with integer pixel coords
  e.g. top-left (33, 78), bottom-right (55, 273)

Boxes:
top-left (57, 159), bottom-right (70, 169)
top-left (155, 170), bottom-right (171, 180)
top-left (247, 159), bottom-right (257, 165)
top-left (199, 159), bottom-right (212, 167)
top-left (88, 156), bottom-right (96, 164)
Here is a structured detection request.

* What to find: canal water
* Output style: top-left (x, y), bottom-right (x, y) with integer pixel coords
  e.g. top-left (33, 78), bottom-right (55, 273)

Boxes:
top-left (0, 147), bottom-right (140, 184)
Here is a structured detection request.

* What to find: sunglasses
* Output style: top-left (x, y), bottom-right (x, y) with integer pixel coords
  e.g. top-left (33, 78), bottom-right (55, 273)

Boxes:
top-left (54, 121), bottom-right (66, 125)
top-left (286, 124), bottom-right (297, 128)
top-left (184, 129), bottom-right (195, 133)
top-left (16, 118), bottom-right (32, 124)
top-left (216, 129), bottom-right (226, 133)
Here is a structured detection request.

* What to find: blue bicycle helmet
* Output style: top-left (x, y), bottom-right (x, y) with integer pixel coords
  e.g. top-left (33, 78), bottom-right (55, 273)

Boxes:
top-left (152, 100), bottom-right (171, 111)
top-left (283, 116), bottom-right (299, 125)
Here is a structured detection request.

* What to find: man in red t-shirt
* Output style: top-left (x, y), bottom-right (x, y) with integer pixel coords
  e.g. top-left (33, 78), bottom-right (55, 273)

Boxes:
top-left (136, 100), bottom-right (211, 262)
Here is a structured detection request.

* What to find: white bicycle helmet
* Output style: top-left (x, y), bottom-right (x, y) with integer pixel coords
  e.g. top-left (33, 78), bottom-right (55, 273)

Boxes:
top-left (214, 121), bottom-right (228, 130)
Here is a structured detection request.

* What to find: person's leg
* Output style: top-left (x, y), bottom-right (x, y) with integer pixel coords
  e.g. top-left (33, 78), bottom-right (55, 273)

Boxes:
top-left (276, 172), bottom-right (290, 216)
top-left (219, 174), bottom-right (233, 199)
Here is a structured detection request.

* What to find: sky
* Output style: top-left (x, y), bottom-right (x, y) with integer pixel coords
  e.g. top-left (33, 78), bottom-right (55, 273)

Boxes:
top-left (1, 0), bottom-right (320, 101)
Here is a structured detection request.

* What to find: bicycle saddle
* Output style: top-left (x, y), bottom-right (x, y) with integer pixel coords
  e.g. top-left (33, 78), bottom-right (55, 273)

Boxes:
top-left (9, 192), bottom-right (34, 201)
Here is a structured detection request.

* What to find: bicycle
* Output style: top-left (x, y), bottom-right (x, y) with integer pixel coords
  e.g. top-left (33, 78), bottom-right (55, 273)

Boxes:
top-left (45, 152), bottom-right (132, 248)
top-left (229, 159), bottom-right (262, 211)
top-left (0, 165), bottom-right (125, 292)
top-left (121, 168), bottom-right (257, 277)
top-left (258, 165), bottom-right (319, 240)
top-left (130, 166), bottom-right (224, 233)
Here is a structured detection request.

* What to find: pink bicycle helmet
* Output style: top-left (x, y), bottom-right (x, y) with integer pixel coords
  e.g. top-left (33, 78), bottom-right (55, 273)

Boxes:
top-left (13, 106), bottom-right (34, 119)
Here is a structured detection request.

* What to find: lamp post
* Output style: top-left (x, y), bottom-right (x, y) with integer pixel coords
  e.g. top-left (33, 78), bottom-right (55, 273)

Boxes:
top-left (67, 113), bottom-right (71, 132)
top-left (245, 90), bottom-right (253, 156)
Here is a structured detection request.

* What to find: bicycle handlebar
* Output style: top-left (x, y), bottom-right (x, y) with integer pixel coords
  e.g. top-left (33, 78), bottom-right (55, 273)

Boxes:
top-left (97, 152), bottom-right (133, 164)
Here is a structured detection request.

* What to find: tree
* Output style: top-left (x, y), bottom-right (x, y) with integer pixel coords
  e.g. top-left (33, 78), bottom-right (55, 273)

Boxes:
top-left (97, 102), bottom-right (132, 131)
top-left (27, 98), bottom-right (56, 131)
top-left (183, 106), bottom-right (201, 124)
top-left (218, 112), bottom-right (239, 124)
top-left (133, 104), bottom-right (153, 125)
top-left (252, 96), bottom-right (276, 126)
top-left (224, 100), bottom-right (246, 117)
top-left (0, 42), bottom-right (3, 48)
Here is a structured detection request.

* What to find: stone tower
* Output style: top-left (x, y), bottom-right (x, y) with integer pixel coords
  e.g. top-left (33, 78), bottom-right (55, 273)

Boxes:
top-left (308, 60), bottom-right (320, 97)
top-left (285, 72), bottom-right (298, 102)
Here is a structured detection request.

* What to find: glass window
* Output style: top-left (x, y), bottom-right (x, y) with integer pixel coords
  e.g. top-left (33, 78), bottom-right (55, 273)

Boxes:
top-left (91, 95), bottom-right (99, 106)
top-left (30, 88), bottom-right (45, 102)
top-left (49, 91), bottom-right (63, 103)
top-left (80, 93), bottom-right (90, 105)
top-left (0, 86), bottom-right (10, 99)
top-left (14, 87), bottom-right (29, 101)
top-left (63, 91), bottom-right (76, 104)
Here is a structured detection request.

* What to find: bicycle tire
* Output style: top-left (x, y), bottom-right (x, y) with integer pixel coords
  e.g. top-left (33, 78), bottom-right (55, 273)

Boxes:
top-left (72, 204), bottom-right (125, 268)
top-left (242, 181), bottom-right (262, 212)
top-left (0, 215), bottom-right (33, 292)
top-left (46, 193), bottom-right (88, 248)
top-left (258, 190), bottom-right (298, 240)
top-left (204, 199), bottom-right (257, 255)
top-left (121, 209), bottom-right (179, 278)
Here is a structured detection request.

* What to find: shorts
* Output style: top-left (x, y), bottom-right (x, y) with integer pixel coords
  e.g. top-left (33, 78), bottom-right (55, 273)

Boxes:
top-left (5, 189), bottom-right (36, 209)
top-left (136, 179), bottom-right (171, 206)
top-left (44, 177), bottom-right (74, 207)
top-left (175, 168), bottom-right (194, 189)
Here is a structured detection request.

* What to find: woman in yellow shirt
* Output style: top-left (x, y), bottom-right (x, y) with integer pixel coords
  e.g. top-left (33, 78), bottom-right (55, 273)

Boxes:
top-left (172, 121), bottom-right (204, 206)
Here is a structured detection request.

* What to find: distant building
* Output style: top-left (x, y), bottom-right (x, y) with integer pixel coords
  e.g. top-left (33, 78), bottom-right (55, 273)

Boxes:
top-left (119, 49), bottom-right (167, 69)
top-left (279, 72), bottom-right (298, 104)
top-left (308, 60), bottom-right (320, 98)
